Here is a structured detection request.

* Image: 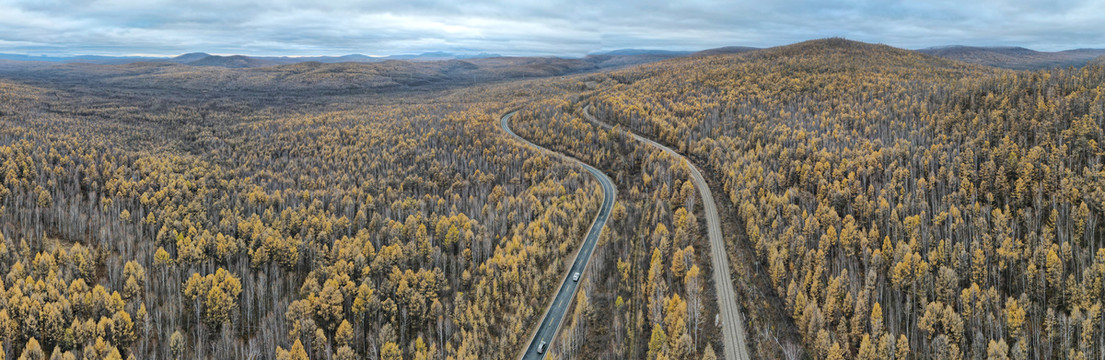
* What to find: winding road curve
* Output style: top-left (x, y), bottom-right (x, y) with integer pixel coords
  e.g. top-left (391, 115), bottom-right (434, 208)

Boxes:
top-left (583, 105), bottom-right (750, 360)
top-left (501, 111), bottom-right (617, 360)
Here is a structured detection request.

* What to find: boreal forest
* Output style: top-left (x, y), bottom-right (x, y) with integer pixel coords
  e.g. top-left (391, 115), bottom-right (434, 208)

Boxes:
top-left (0, 37), bottom-right (1103, 360)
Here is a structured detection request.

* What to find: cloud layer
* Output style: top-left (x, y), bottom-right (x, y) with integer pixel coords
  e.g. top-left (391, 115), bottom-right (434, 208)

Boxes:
top-left (0, 0), bottom-right (1102, 56)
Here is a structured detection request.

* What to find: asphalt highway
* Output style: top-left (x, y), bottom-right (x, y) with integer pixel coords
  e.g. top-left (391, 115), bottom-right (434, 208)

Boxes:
top-left (501, 111), bottom-right (617, 360)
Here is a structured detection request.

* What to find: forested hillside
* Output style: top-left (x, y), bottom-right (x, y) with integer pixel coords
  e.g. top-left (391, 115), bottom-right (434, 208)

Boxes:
top-left (0, 69), bottom-right (620, 359)
top-left (919, 46), bottom-right (1105, 70)
top-left (3, 37), bottom-right (1104, 360)
top-left (588, 38), bottom-right (1105, 358)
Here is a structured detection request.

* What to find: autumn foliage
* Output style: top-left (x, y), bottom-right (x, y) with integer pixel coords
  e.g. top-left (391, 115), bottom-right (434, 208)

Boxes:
top-left (2, 37), bottom-right (1103, 359)
top-left (590, 38), bottom-right (1105, 358)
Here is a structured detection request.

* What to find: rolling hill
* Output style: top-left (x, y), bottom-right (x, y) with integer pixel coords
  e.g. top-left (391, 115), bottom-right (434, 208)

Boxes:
top-left (186, 55), bottom-right (276, 68)
top-left (691, 46), bottom-right (760, 57)
top-left (0, 50), bottom-right (710, 95)
top-left (581, 37), bottom-right (1105, 359)
top-left (918, 45), bottom-right (1105, 69)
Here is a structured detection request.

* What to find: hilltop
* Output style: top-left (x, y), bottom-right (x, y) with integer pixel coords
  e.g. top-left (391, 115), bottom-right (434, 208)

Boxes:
top-left (186, 55), bottom-right (276, 68)
top-left (748, 38), bottom-right (965, 67)
top-left (169, 52), bottom-right (214, 63)
top-left (622, 38), bottom-right (982, 81)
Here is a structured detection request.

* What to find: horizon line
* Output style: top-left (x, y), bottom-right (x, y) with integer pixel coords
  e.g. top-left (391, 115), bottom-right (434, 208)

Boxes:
top-left (2, 40), bottom-right (1104, 60)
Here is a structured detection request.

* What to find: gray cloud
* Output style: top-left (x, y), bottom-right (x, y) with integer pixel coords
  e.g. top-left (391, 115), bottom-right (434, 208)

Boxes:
top-left (0, 0), bottom-right (1101, 56)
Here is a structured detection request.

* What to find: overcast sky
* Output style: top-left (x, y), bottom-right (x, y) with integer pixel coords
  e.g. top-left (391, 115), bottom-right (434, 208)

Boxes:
top-left (0, 0), bottom-right (1102, 57)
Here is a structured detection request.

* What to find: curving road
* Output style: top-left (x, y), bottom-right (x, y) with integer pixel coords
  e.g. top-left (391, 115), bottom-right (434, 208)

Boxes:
top-left (583, 105), bottom-right (750, 360)
top-left (501, 111), bottom-right (617, 360)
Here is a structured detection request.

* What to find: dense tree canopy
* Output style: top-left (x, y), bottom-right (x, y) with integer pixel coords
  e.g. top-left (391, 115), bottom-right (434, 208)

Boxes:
top-left (0, 66), bottom-right (610, 359)
top-left (589, 38), bottom-right (1105, 358)
top-left (509, 97), bottom-right (719, 358)
top-left (3, 37), bottom-right (1102, 359)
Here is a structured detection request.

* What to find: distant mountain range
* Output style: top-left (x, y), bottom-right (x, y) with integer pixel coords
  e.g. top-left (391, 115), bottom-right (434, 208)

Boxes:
top-left (2, 45), bottom-right (1103, 70)
top-left (0, 49), bottom-right (700, 68)
top-left (0, 53), bottom-right (163, 64)
top-left (916, 45), bottom-right (1105, 70)
top-left (0, 51), bottom-right (509, 67)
